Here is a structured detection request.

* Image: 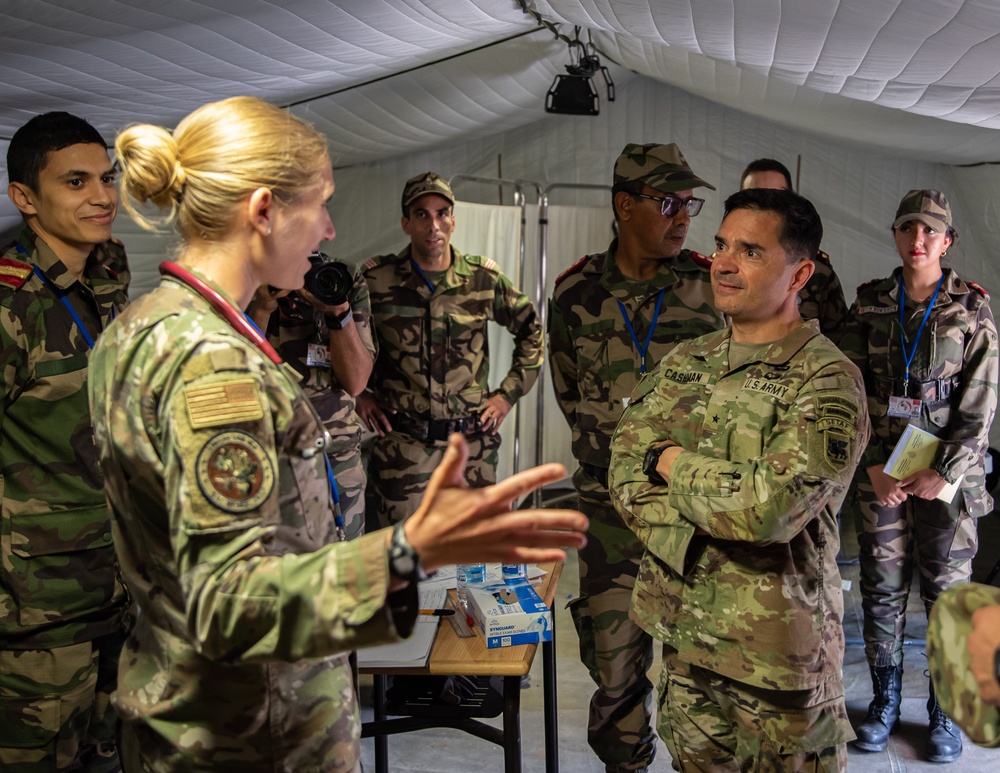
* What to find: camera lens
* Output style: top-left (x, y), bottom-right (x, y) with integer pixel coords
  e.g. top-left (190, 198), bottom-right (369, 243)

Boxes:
top-left (304, 252), bottom-right (353, 306)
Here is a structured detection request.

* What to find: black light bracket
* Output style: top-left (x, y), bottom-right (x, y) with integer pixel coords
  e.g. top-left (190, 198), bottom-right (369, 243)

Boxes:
top-left (545, 29), bottom-right (615, 116)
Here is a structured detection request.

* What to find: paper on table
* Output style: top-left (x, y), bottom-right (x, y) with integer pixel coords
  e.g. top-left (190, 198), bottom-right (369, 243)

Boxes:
top-left (884, 423), bottom-right (962, 503)
top-left (356, 585), bottom-right (448, 668)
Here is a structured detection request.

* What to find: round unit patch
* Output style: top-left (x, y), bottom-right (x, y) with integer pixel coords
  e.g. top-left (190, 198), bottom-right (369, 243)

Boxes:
top-left (196, 430), bottom-right (274, 513)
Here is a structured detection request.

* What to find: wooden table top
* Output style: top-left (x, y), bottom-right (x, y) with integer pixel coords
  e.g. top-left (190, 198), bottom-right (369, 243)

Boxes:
top-left (361, 561), bottom-right (564, 677)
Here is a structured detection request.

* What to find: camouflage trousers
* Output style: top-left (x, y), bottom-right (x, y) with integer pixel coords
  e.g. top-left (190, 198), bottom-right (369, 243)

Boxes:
top-left (0, 632), bottom-right (124, 772)
top-left (367, 429), bottom-right (500, 528)
top-left (329, 445), bottom-right (366, 542)
top-left (855, 478), bottom-right (978, 667)
top-left (658, 647), bottom-right (851, 772)
top-left (569, 465), bottom-right (657, 772)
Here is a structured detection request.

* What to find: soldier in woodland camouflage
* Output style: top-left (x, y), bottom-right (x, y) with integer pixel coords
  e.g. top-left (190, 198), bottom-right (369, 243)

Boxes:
top-left (249, 267), bottom-right (376, 541)
top-left (740, 158), bottom-right (849, 342)
top-left (839, 189), bottom-right (998, 763)
top-left (927, 583), bottom-right (1000, 749)
top-left (97, 97), bottom-right (587, 773)
top-left (359, 172), bottom-right (542, 527)
top-left (609, 188), bottom-right (869, 771)
top-left (548, 142), bottom-right (724, 772)
top-left (0, 113), bottom-right (130, 771)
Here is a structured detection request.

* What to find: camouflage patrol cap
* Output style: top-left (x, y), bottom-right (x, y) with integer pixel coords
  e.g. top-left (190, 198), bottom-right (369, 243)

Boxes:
top-left (613, 143), bottom-right (716, 193)
top-left (893, 189), bottom-right (952, 231)
top-left (402, 171), bottom-right (455, 209)
top-left (927, 583), bottom-right (1000, 748)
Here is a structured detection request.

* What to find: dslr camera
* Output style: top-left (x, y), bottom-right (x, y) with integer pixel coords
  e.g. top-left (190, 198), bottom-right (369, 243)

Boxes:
top-left (304, 251), bottom-right (353, 306)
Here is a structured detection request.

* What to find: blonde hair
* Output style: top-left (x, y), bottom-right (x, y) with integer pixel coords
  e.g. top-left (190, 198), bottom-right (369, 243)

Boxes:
top-left (115, 96), bottom-right (329, 239)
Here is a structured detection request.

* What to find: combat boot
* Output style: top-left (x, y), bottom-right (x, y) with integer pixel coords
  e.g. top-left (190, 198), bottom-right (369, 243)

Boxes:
top-left (925, 684), bottom-right (963, 763)
top-left (854, 664), bottom-right (902, 752)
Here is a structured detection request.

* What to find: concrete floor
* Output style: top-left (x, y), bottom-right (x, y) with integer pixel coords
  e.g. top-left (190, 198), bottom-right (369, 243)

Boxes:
top-left (359, 498), bottom-right (1000, 772)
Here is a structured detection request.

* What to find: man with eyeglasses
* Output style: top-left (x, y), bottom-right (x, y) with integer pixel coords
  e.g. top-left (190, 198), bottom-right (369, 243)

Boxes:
top-left (548, 142), bottom-right (725, 773)
top-left (740, 158), bottom-right (848, 343)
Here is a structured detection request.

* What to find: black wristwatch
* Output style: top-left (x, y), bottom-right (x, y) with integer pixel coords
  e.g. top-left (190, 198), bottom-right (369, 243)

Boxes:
top-left (325, 308), bottom-right (353, 330)
top-left (642, 443), bottom-right (676, 485)
top-left (388, 520), bottom-right (429, 583)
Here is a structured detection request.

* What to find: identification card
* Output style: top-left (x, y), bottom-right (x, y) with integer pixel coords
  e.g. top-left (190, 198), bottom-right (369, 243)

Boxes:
top-left (887, 395), bottom-right (922, 418)
top-left (306, 343), bottom-right (331, 368)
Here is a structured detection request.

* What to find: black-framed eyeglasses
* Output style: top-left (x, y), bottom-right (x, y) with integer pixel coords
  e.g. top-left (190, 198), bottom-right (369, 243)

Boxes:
top-left (634, 192), bottom-right (705, 218)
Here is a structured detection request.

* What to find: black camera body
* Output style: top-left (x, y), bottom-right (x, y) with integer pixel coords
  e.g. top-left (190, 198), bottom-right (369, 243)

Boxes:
top-left (304, 252), bottom-right (353, 306)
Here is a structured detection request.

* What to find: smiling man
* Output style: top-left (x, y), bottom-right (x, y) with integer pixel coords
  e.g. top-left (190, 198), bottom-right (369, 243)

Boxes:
top-left (609, 188), bottom-right (870, 772)
top-left (0, 113), bottom-right (130, 770)
top-left (359, 172), bottom-right (542, 527)
top-left (548, 143), bottom-right (724, 773)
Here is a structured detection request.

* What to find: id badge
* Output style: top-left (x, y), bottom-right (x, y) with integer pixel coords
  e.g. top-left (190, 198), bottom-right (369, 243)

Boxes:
top-left (306, 343), bottom-right (331, 368)
top-left (887, 395), bottom-right (922, 418)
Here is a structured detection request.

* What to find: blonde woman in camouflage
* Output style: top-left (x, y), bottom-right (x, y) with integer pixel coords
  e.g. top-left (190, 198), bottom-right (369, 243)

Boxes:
top-left (840, 189), bottom-right (999, 763)
top-left (87, 95), bottom-right (587, 773)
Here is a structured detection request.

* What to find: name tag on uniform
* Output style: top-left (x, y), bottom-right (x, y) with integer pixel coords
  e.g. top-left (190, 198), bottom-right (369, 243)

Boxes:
top-left (306, 343), bottom-right (331, 368)
top-left (887, 395), bottom-right (921, 418)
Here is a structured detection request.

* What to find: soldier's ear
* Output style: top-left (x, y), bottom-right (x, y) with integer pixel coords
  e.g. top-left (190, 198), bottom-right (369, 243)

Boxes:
top-left (401, 215), bottom-right (412, 236)
top-left (614, 190), bottom-right (635, 222)
top-left (7, 181), bottom-right (38, 217)
top-left (789, 257), bottom-right (815, 294)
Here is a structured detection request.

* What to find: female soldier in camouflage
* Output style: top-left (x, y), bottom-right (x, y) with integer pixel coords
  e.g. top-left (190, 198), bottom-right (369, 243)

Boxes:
top-left (840, 189), bottom-right (999, 763)
top-left (87, 96), bottom-right (587, 773)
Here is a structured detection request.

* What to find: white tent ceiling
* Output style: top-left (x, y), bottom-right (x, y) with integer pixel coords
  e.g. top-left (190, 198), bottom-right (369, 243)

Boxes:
top-left (3, 0), bottom-right (1000, 168)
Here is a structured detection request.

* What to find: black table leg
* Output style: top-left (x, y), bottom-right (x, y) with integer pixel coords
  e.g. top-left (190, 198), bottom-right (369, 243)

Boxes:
top-left (543, 631), bottom-right (558, 773)
top-left (502, 674), bottom-right (522, 773)
top-left (373, 673), bottom-right (389, 773)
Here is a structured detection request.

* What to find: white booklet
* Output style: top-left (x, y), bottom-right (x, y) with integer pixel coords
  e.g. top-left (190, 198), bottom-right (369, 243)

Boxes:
top-left (883, 424), bottom-right (962, 503)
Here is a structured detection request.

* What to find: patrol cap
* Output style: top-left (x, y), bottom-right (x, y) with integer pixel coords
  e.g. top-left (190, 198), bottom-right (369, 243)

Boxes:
top-left (893, 189), bottom-right (952, 231)
top-left (402, 171), bottom-right (455, 209)
top-left (613, 142), bottom-right (716, 193)
top-left (926, 583), bottom-right (1000, 748)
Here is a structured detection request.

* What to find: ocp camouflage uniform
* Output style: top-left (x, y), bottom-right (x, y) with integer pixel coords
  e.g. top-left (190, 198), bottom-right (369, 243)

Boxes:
top-left (839, 267), bottom-right (998, 669)
top-left (265, 269), bottom-right (375, 541)
top-left (547, 241), bottom-right (725, 771)
top-left (927, 583), bottom-right (1000, 748)
top-left (799, 250), bottom-right (848, 343)
top-left (363, 246), bottom-right (542, 526)
top-left (0, 227), bottom-right (130, 772)
top-left (609, 320), bottom-right (870, 770)
top-left (87, 270), bottom-right (418, 773)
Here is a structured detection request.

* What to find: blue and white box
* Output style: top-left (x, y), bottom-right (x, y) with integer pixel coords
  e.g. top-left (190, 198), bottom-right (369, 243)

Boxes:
top-left (467, 579), bottom-right (552, 648)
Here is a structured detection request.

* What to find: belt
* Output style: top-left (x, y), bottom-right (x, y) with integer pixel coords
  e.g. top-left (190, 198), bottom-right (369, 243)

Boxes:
top-left (872, 375), bottom-right (961, 403)
top-left (392, 413), bottom-right (485, 442)
top-left (581, 463), bottom-right (609, 488)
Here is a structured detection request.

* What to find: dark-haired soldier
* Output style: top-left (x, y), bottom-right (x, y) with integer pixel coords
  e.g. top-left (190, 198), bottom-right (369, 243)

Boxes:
top-left (548, 143), bottom-right (725, 772)
top-left (1, 113), bottom-right (130, 770)
top-left (610, 188), bottom-right (869, 771)
top-left (740, 158), bottom-right (849, 343)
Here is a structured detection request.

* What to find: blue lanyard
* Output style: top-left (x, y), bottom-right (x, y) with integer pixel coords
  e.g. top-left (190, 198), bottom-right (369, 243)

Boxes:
top-left (617, 288), bottom-right (666, 375)
top-left (898, 274), bottom-right (944, 396)
top-left (410, 259), bottom-right (436, 294)
top-left (30, 265), bottom-right (98, 349)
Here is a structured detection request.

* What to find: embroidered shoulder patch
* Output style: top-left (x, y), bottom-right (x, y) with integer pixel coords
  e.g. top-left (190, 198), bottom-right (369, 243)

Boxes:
top-left (196, 430), bottom-right (274, 513)
top-left (968, 280), bottom-right (989, 298)
top-left (185, 378), bottom-right (264, 428)
top-left (0, 258), bottom-right (32, 289)
top-left (689, 250), bottom-right (713, 269)
top-left (554, 255), bottom-right (588, 287)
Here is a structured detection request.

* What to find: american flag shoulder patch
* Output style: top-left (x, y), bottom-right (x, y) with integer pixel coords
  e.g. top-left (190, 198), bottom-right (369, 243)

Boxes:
top-left (185, 378), bottom-right (265, 429)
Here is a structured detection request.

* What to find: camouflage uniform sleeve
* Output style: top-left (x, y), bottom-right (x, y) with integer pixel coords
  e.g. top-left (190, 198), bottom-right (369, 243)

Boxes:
top-left (932, 300), bottom-right (999, 483)
top-left (546, 293), bottom-right (578, 428)
top-left (837, 298), bottom-right (880, 467)
top-left (612, 360), bottom-right (869, 576)
top-left (162, 342), bottom-right (412, 662)
top-left (816, 263), bottom-right (849, 344)
top-left (490, 268), bottom-right (542, 405)
top-left (349, 268), bottom-right (377, 361)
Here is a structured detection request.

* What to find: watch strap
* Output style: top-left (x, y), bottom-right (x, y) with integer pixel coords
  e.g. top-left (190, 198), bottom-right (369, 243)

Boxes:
top-left (325, 308), bottom-right (353, 330)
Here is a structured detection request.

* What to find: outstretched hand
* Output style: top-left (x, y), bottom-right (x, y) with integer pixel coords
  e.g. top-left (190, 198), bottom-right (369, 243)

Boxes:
top-left (404, 434), bottom-right (588, 573)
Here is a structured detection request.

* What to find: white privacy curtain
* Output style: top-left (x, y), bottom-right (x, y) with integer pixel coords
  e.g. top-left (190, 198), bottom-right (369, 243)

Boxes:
top-left (451, 200), bottom-right (524, 482)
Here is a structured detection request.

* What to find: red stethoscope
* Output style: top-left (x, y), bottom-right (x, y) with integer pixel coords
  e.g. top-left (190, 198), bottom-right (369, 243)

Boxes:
top-left (159, 261), bottom-right (282, 365)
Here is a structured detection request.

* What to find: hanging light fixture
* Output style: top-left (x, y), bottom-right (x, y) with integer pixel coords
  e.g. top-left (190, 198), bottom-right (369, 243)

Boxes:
top-left (545, 29), bottom-right (615, 116)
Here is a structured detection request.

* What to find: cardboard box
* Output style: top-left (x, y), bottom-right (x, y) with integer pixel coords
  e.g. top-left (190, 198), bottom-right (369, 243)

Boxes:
top-left (466, 579), bottom-right (552, 648)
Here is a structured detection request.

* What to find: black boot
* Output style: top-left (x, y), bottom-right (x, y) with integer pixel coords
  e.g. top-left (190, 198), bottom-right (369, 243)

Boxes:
top-left (926, 685), bottom-right (963, 763)
top-left (854, 664), bottom-right (903, 752)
